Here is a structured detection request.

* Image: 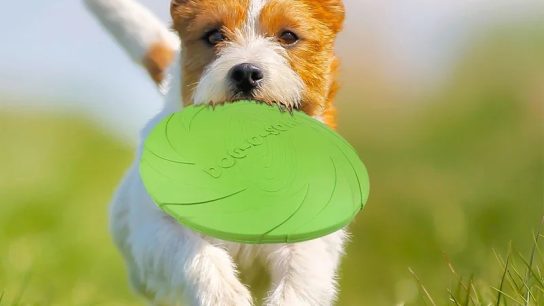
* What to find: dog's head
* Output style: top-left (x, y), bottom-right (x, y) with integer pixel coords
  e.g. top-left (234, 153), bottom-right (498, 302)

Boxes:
top-left (171, 0), bottom-right (344, 116)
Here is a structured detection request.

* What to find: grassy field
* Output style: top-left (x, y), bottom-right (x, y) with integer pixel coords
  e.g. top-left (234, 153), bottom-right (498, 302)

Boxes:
top-left (0, 23), bottom-right (543, 305)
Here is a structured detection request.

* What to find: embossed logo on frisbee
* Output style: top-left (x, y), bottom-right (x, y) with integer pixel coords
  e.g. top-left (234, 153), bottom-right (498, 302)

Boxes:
top-left (202, 120), bottom-right (298, 178)
top-left (139, 101), bottom-right (370, 244)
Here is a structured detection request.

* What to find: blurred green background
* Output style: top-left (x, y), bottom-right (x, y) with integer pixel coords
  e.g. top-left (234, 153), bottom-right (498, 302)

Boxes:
top-left (1, 1), bottom-right (543, 305)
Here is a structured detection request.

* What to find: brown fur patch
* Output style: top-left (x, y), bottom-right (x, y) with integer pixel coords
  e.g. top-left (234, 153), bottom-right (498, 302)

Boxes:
top-left (143, 41), bottom-right (176, 84)
top-left (322, 57), bottom-right (341, 129)
top-left (172, 0), bottom-right (249, 105)
top-left (260, 0), bottom-right (345, 126)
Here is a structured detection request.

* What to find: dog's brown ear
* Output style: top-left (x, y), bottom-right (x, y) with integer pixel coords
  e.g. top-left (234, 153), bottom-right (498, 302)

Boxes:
top-left (171, 0), bottom-right (189, 8)
top-left (171, 0), bottom-right (191, 24)
top-left (314, 0), bottom-right (345, 33)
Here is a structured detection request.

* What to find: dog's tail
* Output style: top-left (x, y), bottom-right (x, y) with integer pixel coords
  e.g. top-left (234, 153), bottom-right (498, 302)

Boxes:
top-left (84, 0), bottom-right (179, 86)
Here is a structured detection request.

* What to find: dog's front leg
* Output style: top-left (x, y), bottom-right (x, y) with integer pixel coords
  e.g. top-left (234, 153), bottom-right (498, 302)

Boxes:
top-left (127, 176), bottom-right (253, 306)
top-left (263, 230), bottom-right (348, 306)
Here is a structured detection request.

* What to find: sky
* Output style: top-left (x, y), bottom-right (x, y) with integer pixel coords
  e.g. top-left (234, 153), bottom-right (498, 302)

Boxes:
top-left (1, 0), bottom-right (542, 141)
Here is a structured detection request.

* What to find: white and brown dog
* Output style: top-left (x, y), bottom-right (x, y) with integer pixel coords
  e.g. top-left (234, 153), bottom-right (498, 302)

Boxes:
top-left (85, 0), bottom-right (347, 305)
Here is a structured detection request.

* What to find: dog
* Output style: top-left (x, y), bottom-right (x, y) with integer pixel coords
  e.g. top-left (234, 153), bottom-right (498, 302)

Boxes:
top-left (85, 0), bottom-right (347, 305)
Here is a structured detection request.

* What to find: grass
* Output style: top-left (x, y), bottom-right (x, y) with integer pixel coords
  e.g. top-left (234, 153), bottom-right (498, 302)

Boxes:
top-left (334, 20), bottom-right (543, 306)
top-left (408, 220), bottom-right (544, 306)
top-left (0, 20), bottom-right (543, 306)
top-left (0, 112), bottom-right (137, 305)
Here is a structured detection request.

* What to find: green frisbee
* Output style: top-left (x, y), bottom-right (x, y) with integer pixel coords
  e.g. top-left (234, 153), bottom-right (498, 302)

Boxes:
top-left (139, 101), bottom-right (369, 244)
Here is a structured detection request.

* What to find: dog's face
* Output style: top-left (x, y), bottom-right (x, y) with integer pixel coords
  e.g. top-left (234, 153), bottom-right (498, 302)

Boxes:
top-left (171, 0), bottom-right (344, 115)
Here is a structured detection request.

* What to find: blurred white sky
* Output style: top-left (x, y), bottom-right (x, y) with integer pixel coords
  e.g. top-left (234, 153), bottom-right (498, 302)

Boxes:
top-left (0, 0), bottom-right (542, 141)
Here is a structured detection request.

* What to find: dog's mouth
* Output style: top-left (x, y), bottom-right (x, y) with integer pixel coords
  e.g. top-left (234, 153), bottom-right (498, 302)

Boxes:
top-left (220, 94), bottom-right (299, 112)
top-left (230, 90), bottom-right (256, 101)
top-left (202, 85), bottom-right (301, 112)
top-left (222, 92), bottom-right (297, 112)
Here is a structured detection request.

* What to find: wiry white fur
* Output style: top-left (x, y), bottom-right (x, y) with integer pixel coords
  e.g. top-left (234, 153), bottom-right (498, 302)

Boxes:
top-left (87, 0), bottom-right (347, 305)
top-left (263, 232), bottom-right (347, 306)
top-left (193, 0), bottom-right (303, 108)
top-left (193, 32), bottom-right (303, 108)
top-left (246, 0), bottom-right (269, 32)
top-left (111, 165), bottom-right (254, 306)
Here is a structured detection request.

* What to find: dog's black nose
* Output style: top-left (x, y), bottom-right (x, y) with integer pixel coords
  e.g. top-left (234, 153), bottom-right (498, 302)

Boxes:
top-left (229, 63), bottom-right (263, 93)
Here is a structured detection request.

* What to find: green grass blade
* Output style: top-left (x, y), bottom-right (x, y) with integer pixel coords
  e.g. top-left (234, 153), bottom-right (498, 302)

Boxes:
top-left (470, 281), bottom-right (482, 305)
top-left (492, 287), bottom-right (525, 305)
top-left (496, 246), bottom-right (512, 306)
top-left (448, 289), bottom-right (463, 306)
top-left (518, 252), bottom-right (544, 289)
top-left (409, 267), bottom-right (437, 306)
top-left (464, 275), bottom-right (474, 306)
top-left (524, 218), bottom-right (544, 305)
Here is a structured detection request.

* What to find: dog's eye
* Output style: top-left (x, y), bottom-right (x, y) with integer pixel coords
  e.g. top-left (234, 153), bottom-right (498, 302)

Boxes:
top-left (278, 31), bottom-right (299, 46)
top-left (204, 29), bottom-right (226, 46)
